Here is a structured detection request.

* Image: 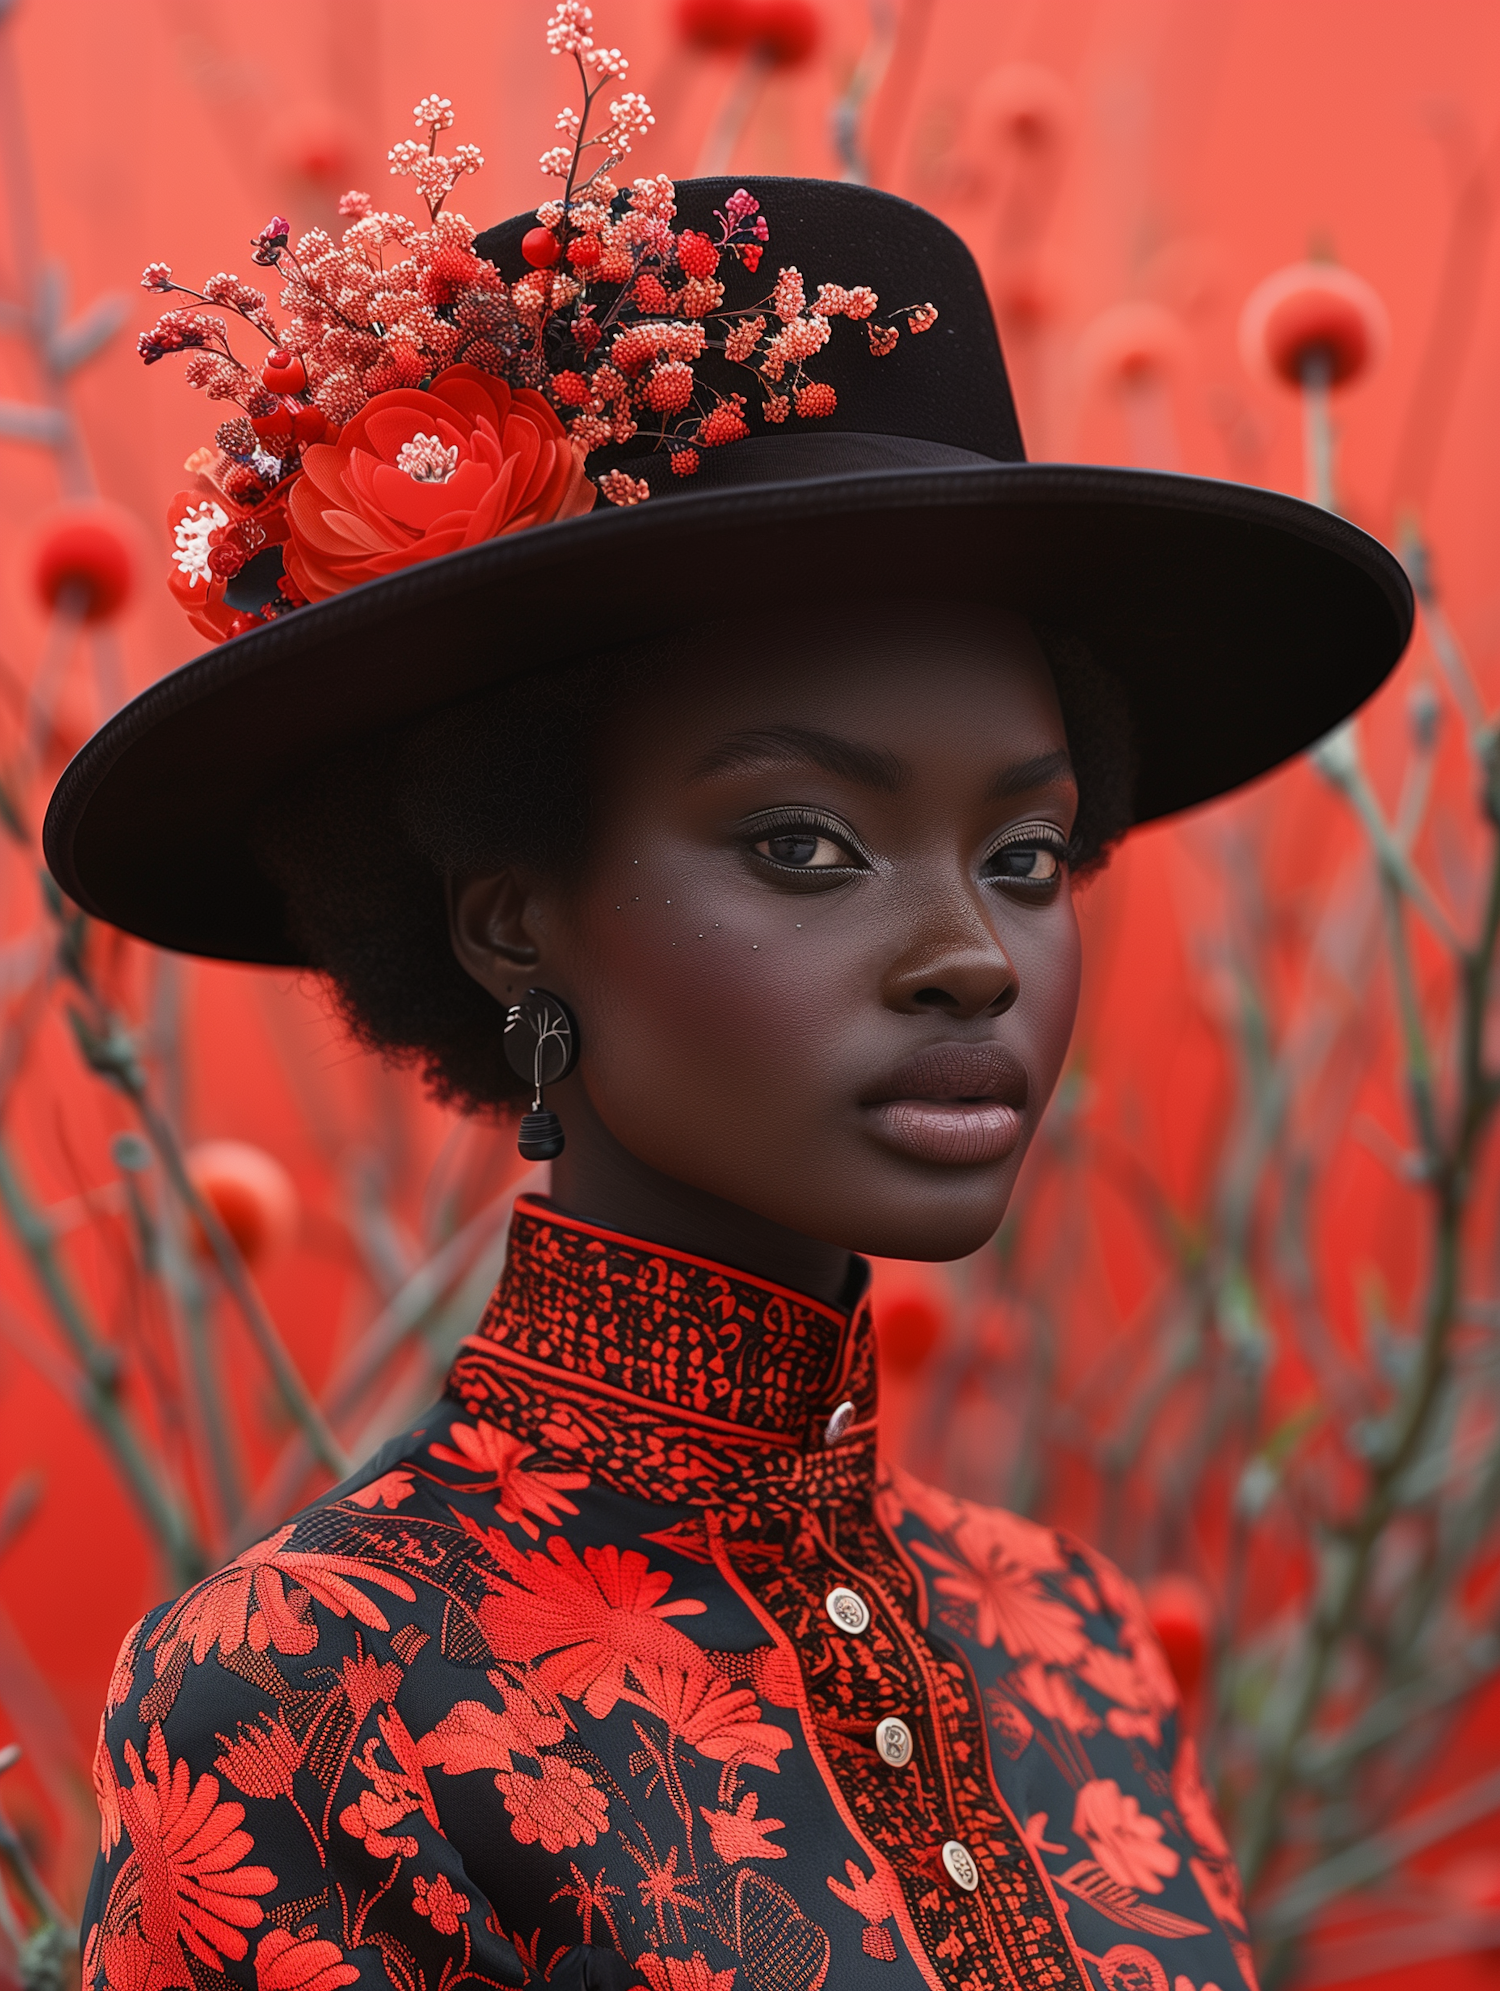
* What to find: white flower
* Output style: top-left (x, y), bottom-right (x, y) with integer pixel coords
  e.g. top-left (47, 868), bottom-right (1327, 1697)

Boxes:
top-left (413, 94), bottom-right (455, 130)
top-left (172, 501), bottom-right (228, 587)
top-left (396, 433), bottom-right (460, 484)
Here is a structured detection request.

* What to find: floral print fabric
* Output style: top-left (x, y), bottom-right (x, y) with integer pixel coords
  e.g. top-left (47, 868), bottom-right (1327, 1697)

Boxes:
top-left (85, 1197), bottom-right (1254, 1991)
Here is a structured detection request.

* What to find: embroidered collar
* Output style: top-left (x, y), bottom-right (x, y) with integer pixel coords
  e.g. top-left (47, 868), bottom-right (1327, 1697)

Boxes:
top-left (444, 1196), bottom-right (877, 1512)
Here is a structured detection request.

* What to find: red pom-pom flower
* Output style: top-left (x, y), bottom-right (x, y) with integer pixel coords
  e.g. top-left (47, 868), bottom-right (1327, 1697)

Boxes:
top-left (1240, 261), bottom-right (1388, 390)
top-left (184, 1139), bottom-right (298, 1267)
top-left (31, 501), bottom-right (142, 624)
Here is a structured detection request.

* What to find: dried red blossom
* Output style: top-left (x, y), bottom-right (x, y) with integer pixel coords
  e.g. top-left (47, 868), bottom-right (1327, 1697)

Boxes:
top-left (794, 380), bottom-right (837, 418)
top-left (697, 397), bottom-right (750, 447)
top-left (598, 470), bottom-right (650, 506)
top-left (643, 362), bottom-right (695, 414)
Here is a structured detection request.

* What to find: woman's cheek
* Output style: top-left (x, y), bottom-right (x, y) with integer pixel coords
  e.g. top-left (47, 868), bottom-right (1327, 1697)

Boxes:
top-left (1012, 894), bottom-right (1083, 1098)
top-left (567, 870), bottom-right (858, 1096)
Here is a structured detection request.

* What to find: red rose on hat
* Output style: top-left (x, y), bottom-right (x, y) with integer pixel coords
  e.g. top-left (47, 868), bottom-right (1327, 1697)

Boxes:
top-left (284, 364), bottom-right (595, 602)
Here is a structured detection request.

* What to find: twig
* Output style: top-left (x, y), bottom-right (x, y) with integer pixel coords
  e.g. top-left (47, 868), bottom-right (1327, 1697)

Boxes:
top-left (0, 1137), bottom-right (202, 1588)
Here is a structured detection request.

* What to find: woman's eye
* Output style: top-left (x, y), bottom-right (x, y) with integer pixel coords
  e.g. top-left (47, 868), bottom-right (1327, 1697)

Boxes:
top-left (754, 829), bottom-right (855, 869)
top-left (984, 839), bottom-right (1065, 885)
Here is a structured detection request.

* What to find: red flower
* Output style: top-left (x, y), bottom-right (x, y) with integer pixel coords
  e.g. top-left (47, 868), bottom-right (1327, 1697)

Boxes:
top-left (825, 1859), bottom-right (898, 1960)
top-left (912, 1535), bottom-right (1086, 1666)
top-left (338, 1710), bottom-right (440, 1859)
top-left (166, 488), bottom-right (291, 644)
top-left (345, 1469), bottom-right (415, 1511)
top-left (115, 1724), bottom-right (276, 1985)
top-left (478, 1538), bottom-right (706, 1718)
top-left (284, 365), bottom-right (595, 602)
top-left (148, 1524), bottom-right (416, 1674)
top-left (254, 1929), bottom-right (358, 1991)
top-left (700, 1789), bottom-right (786, 1863)
top-left (411, 1872), bottom-right (471, 1936)
top-left (1008, 1659), bottom-right (1099, 1734)
top-left (427, 1421), bottom-right (588, 1538)
top-left (416, 1686), bottom-right (566, 1778)
top-left (1072, 1778), bottom-right (1179, 1895)
top-left (496, 1756), bottom-right (609, 1853)
top-left (631, 1664), bottom-right (792, 1770)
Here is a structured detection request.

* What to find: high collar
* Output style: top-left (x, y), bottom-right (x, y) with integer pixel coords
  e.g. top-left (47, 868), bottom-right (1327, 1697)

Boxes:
top-left (445, 1196), bottom-right (878, 1513)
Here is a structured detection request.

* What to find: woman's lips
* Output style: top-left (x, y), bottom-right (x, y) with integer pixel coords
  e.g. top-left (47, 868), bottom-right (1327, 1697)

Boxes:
top-left (862, 1043), bottom-right (1029, 1168)
top-left (867, 1099), bottom-right (1023, 1166)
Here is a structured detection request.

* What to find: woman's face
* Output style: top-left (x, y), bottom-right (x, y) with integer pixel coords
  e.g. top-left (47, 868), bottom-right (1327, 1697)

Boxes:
top-left (455, 608), bottom-right (1083, 1263)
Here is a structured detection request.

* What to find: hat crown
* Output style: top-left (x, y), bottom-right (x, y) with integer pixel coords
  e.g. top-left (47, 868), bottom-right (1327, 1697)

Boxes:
top-left (475, 177), bottom-right (1027, 479)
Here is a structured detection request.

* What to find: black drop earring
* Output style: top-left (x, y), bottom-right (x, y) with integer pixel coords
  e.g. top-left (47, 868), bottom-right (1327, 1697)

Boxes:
top-left (504, 988), bottom-right (580, 1161)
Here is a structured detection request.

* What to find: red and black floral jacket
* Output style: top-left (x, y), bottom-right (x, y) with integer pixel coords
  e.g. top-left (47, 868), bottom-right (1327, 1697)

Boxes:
top-left (84, 1198), bottom-right (1255, 1991)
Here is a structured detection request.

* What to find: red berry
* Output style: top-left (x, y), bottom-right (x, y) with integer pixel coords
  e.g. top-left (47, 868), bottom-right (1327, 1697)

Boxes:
top-left (226, 611), bottom-right (267, 638)
top-left (261, 351), bottom-right (307, 393)
top-left (567, 236), bottom-right (602, 271)
top-left (521, 226), bottom-right (562, 269)
top-left (670, 448), bottom-right (701, 476)
top-left (252, 409), bottom-right (294, 443)
top-left (551, 370), bottom-right (592, 406)
top-left (633, 273), bottom-right (672, 314)
top-left (292, 405), bottom-right (328, 445)
top-left (676, 229), bottom-right (719, 281)
top-left (794, 380), bottom-right (837, 418)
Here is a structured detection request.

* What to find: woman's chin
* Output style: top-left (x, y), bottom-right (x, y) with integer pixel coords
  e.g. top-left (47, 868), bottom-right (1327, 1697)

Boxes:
top-left (785, 1161), bottom-right (1022, 1266)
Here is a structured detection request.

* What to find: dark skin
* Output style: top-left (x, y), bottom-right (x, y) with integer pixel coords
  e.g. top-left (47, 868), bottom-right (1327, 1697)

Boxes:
top-left (450, 606), bottom-right (1082, 1309)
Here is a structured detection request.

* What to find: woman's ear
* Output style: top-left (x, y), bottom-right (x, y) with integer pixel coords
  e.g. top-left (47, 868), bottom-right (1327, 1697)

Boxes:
top-left (448, 871), bottom-right (543, 1002)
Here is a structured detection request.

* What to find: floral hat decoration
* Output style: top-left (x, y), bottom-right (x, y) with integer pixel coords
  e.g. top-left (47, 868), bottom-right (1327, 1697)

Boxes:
top-left (139, 7), bottom-right (938, 644)
top-left (45, 2), bottom-right (1411, 965)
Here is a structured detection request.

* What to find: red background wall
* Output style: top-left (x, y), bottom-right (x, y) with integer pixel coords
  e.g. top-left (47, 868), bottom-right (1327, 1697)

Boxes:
top-left (3, 0), bottom-right (1500, 1978)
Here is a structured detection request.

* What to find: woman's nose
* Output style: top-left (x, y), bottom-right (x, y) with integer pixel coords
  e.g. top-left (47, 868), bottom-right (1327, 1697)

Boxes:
top-left (882, 906), bottom-right (1020, 1021)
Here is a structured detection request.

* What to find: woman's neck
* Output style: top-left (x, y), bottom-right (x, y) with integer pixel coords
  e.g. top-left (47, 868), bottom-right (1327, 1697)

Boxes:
top-left (544, 1076), bottom-right (857, 1309)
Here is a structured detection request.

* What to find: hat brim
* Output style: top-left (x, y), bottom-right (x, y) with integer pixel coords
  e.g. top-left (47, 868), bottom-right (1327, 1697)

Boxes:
top-left (43, 458), bottom-right (1413, 966)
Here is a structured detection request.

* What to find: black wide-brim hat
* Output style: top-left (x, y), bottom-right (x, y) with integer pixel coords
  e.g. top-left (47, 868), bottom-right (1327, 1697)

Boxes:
top-left (44, 178), bottom-right (1412, 966)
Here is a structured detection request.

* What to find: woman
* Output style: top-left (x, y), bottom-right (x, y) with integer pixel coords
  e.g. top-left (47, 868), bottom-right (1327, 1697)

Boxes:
top-left (50, 62), bottom-right (1410, 1991)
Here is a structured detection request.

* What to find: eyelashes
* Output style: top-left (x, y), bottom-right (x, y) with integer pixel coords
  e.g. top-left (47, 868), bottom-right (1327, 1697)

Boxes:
top-left (743, 807), bottom-right (873, 873)
top-left (740, 808), bottom-right (1071, 891)
top-left (981, 820), bottom-right (1069, 889)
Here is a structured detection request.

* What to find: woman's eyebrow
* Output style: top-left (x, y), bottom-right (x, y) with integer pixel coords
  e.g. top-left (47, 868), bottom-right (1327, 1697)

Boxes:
top-left (691, 725), bottom-right (909, 792)
top-left (987, 748), bottom-right (1077, 800)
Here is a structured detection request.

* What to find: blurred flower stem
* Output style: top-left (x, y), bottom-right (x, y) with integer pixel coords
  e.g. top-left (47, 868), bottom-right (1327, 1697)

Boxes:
top-left (56, 920), bottom-right (352, 1484)
top-left (1239, 546), bottom-right (1500, 1904)
top-left (0, 1136), bottom-right (203, 1589)
top-left (0, 1745), bottom-right (68, 1991)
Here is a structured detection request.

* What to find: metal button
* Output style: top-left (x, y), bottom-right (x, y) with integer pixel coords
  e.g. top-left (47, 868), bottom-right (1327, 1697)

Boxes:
top-left (825, 1585), bottom-right (871, 1635)
top-left (942, 1839), bottom-right (979, 1892)
top-left (824, 1398), bottom-right (856, 1444)
top-left (875, 1717), bottom-right (913, 1767)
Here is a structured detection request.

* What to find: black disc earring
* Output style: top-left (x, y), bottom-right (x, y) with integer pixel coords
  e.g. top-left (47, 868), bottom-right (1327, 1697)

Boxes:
top-left (503, 988), bottom-right (581, 1161)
